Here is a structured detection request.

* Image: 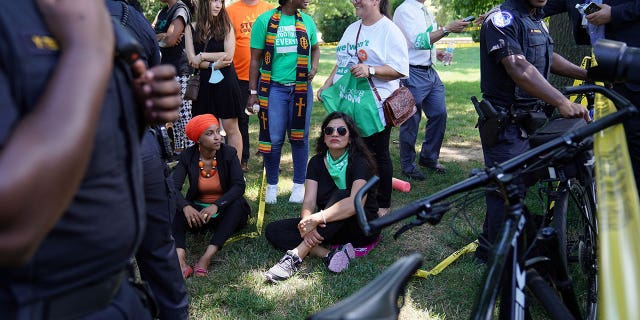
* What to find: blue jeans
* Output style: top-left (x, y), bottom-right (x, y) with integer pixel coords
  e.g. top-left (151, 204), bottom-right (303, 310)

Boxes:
top-left (264, 82), bottom-right (313, 185)
top-left (399, 67), bottom-right (447, 172)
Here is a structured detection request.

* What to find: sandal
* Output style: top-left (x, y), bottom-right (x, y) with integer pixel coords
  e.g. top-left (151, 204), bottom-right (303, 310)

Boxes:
top-left (182, 265), bottom-right (193, 279)
top-left (193, 264), bottom-right (208, 277)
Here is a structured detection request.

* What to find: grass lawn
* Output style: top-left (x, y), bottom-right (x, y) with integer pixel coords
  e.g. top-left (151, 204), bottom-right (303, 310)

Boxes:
top-left (185, 45), bottom-right (488, 319)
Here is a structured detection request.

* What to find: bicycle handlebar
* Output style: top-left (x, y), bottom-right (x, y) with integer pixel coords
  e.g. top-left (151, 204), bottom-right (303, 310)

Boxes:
top-left (356, 85), bottom-right (637, 236)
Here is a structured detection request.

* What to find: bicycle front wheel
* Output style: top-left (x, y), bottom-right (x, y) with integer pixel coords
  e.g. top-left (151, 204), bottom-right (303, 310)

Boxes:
top-left (553, 179), bottom-right (598, 320)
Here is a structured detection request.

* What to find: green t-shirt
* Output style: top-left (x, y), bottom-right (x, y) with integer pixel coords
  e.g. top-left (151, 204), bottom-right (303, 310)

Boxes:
top-left (250, 9), bottom-right (318, 83)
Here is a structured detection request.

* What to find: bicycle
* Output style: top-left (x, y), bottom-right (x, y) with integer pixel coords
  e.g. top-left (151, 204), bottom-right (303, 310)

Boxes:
top-left (526, 114), bottom-right (598, 319)
top-left (309, 253), bottom-right (423, 320)
top-left (347, 83), bottom-right (635, 319)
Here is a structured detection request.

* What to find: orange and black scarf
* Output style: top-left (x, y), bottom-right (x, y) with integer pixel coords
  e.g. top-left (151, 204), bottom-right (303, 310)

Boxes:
top-left (257, 7), bottom-right (310, 153)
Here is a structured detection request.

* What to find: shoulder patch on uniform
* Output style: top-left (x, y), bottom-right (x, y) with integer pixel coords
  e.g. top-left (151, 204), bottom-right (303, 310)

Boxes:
top-left (491, 11), bottom-right (513, 28)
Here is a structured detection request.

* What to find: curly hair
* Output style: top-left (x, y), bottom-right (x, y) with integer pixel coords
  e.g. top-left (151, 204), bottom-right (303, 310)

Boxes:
top-left (195, 0), bottom-right (231, 43)
top-left (315, 112), bottom-right (377, 174)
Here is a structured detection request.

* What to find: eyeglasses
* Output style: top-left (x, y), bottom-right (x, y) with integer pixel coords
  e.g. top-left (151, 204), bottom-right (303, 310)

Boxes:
top-left (324, 126), bottom-right (348, 136)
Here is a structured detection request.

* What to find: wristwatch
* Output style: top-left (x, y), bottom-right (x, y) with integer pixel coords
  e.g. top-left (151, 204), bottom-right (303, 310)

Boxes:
top-left (442, 27), bottom-right (450, 37)
top-left (249, 89), bottom-right (258, 95)
top-left (368, 65), bottom-right (376, 77)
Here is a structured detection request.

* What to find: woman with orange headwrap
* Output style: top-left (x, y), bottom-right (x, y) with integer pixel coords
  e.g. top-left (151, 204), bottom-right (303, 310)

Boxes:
top-left (172, 114), bottom-right (251, 278)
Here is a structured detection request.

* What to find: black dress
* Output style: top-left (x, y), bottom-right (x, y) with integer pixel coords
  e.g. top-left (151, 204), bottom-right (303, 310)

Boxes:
top-left (192, 37), bottom-right (243, 119)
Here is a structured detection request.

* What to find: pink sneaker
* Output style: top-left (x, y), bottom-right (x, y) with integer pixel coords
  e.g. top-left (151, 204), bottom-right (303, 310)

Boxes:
top-left (323, 250), bottom-right (350, 273)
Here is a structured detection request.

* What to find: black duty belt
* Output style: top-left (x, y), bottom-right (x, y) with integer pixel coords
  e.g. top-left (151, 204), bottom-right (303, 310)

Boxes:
top-left (409, 64), bottom-right (432, 70)
top-left (46, 270), bottom-right (125, 320)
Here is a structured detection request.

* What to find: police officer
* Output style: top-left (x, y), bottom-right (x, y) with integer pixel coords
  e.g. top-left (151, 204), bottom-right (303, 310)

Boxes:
top-left (107, 1), bottom-right (190, 319)
top-left (0, 1), bottom-right (180, 319)
top-left (475, 0), bottom-right (590, 262)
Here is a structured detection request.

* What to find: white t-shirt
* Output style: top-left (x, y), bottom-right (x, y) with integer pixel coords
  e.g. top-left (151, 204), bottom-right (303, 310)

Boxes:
top-left (393, 0), bottom-right (438, 65)
top-left (333, 16), bottom-right (409, 101)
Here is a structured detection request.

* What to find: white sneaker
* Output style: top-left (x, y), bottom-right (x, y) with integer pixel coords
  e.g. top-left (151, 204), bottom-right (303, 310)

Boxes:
top-left (265, 184), bottom-right (278, 204)
top-left (289, 183), bottom-right (305, 203)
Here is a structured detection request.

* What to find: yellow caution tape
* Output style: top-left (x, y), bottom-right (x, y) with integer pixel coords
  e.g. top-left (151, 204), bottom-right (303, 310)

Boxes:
top-left (414, 240), bottom-right (478, 278)
top-left (434, 42), bottom-right (479, 49)
top-left (593, 83), bottom-right (640, 320)
top-left (568, 54), bottom-right (640, 319)
top-left (224, 168), bottom-right (266, 244)
top-left (570, 56), bottom-right (593, 105)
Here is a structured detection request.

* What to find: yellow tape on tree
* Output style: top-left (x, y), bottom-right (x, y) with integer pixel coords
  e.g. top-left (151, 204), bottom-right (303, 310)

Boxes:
top-left (413, 240), bottom-right (478, 278)
top-left (224, 168), bottom-right (267, 244)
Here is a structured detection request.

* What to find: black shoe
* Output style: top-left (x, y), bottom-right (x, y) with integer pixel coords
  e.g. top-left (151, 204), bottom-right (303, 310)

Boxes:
top-left (473, 255), bottom-right (487, 265)
top-left (402, 168), bottom-right (426, 181)
top-left (473, 252), bottom-right (488, 265)
top-left (418, 159), bottom-right (447, 174)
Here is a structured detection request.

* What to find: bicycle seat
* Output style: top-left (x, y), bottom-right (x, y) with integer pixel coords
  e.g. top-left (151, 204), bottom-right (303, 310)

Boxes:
top-left (308, 253), bottom-right (423, 320)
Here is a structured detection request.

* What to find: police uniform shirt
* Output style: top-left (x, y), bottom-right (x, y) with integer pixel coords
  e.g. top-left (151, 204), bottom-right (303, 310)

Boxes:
top-left (108, 0), bottom-right (161, 67)
top-left (480, 0), bottom-right (553, 107)
top-left (0, 0), bottom-right (145, 308)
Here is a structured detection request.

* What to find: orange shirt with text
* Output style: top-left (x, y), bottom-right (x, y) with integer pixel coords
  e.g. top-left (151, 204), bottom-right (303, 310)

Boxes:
top-left (227, 0), bottom-right (274, 81)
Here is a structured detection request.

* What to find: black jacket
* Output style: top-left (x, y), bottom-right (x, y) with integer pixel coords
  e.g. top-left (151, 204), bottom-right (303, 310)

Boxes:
top-left (172, 144), bottom-right (249, 213)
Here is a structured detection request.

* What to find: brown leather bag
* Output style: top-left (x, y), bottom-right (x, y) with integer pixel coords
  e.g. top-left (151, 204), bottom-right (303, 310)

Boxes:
top-left (382, 86), bottom-right (417, 127)
top-left (368, 79), bottom-right (417, 127)
top-left (184, 33), bottom-right (209, 102)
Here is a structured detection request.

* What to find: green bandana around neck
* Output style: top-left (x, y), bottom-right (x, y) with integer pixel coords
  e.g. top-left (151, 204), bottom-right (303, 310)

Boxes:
top-left (257, 7), bottom-right (311, 154)
top-left (326, 149), bottom-right (349, 189)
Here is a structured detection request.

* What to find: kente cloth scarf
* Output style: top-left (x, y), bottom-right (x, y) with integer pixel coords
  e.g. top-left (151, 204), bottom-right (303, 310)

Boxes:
top-left (257, 7), bottom-right (310, 153)
top-left (326, 150), bottom-right (349, 190)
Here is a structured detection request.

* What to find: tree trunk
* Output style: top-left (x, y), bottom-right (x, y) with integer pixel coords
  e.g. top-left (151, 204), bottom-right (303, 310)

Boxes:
top-left (548, 13), bottom-right (592, 88)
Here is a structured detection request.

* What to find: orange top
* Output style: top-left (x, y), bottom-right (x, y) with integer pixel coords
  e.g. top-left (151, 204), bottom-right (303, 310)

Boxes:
top-left (227, 0), bottom-right (274, 81)
top-left (197, 173), bottom-right (223, 203)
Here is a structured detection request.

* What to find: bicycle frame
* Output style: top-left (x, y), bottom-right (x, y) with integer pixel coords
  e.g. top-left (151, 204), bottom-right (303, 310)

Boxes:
top-left (355, 85), bottom-right (636, 319)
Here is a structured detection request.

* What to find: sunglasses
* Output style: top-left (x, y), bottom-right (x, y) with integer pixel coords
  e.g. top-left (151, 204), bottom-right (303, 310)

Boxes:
top-left (324, 126), bottom-right (348, 136)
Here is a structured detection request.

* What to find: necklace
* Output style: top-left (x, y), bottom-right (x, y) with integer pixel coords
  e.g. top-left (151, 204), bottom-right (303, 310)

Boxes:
top-left (198, 147), bottom-right (218, 178)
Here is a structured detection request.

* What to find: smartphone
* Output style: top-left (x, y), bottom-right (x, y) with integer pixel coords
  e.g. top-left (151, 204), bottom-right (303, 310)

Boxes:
top-left (462, 15), bottom-right (475, 22)
top-left (584, 2), bottom-right (601, 15)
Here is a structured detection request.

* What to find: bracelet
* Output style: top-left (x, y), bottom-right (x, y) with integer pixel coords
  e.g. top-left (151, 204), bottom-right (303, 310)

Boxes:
top-left (249, 89), bottom-right (258, 95)
top-left (321, 210), bottom-right (327, 224)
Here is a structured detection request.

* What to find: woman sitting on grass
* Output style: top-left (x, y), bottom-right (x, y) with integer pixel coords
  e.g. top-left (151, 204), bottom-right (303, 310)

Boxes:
top-left (264, 112), bottom-right (380, 282)
top-left (172, 114), bottom-right (250, 278)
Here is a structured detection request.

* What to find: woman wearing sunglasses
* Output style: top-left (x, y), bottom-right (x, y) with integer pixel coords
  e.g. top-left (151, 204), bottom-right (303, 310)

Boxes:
top-left (317, 0), bottom-right (409, 217)
top-left (263, 112), bottom-right (381, 282)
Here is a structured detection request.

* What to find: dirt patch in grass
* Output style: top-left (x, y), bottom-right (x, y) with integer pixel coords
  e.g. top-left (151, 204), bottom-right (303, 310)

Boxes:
top-left (440, 146), bottom-right (483, 163)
